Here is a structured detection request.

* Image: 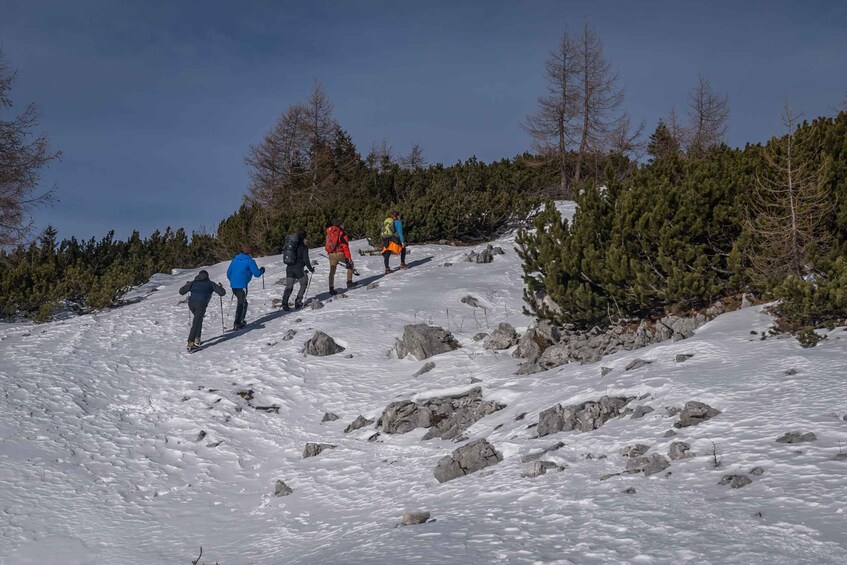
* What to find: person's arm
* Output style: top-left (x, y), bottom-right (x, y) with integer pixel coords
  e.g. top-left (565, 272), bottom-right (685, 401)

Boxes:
top-left (303, 246), bottom-right (314, 272)
top-left (179, 281), bottom-right (192, 295)
top-left (226, 260), bottom-right (233, 281)
top-left (341, 232), bottom-right (352, 260)
top-left (248, 258), bottom-right (263, 278)
top-left (394, 220), bottom-right (404, 244)
top-left (214, 282), bottom-right (226, 296)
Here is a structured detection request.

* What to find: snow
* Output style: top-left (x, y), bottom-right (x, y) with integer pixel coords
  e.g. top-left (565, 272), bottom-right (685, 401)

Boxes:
top-left (2, 205), bottom-right (847, 564)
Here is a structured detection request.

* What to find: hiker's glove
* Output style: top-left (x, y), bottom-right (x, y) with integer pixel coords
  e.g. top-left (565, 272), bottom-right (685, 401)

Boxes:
top-left (260, 267), bottom-right (266, 274)
top-left (345, 259), bottom-right (354, 270)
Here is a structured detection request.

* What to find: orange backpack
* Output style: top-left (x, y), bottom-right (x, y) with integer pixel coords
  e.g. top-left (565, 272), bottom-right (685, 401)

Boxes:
top-left (325, 226), bottom-right (344, 253)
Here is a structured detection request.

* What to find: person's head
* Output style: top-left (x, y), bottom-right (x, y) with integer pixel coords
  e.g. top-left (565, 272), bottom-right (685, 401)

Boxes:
top-left (391, 210), bottom-right (399, 219)
top-left (297, 231), bottom-right (307, 244)
top-left (333, 219), bottom-right (343, 229)
top-left (196, 270), bottom-right (209, 281)
top-left (242, 245), bottom-right (254, 256)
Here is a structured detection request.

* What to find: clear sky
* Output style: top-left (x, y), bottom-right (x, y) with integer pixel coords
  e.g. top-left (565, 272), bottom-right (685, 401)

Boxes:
top-left (2, 0), bottom-right (846, 241)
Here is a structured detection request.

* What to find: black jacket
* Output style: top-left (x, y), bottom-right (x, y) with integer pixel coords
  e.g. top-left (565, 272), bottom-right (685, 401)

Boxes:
top-left (179, 270), bottom-right (226, 305)
top-left (286, 243), bottom-right (314, 279)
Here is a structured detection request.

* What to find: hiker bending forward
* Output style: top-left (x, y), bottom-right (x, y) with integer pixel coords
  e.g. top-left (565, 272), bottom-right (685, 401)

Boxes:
top-left (282, 232), bottom-right (314, 310)
top-left (226, 246), bottom-right (264, 330)
top-left (325, 220), bottom-right (357, 295)
top-left (179, 270), bottom-right (226, 352)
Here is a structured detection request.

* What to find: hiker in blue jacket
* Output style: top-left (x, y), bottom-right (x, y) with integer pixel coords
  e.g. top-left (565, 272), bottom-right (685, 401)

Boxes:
top-left (226, 246), bottom-right (264, 330)
top-left (179, 270), bottom-right (226, 352)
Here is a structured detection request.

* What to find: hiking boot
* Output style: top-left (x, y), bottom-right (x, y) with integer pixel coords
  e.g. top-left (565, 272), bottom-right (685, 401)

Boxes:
top-left (232, 324), bottom-right (240, 331)
top-left (384, 268), bottom-right (393, 275)
top-left (329, 287), bottom-right (338, 296)
top-left (187, 342), bottom-right (200, 353)
top-left (399, 263), bottom-right (409, 269)
top-left (194, 338), bottom-right (202, 346)
top-left (346, 281), bottom-right (359, 289)
top-left (282, 304), bottom-right (291, 312)
top-left (294, 300), bottom-right (303, 309)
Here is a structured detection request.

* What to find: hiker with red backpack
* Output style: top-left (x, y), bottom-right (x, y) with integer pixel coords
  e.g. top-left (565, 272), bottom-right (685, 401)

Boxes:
top-left (325, 220), bottom-right (357, 295)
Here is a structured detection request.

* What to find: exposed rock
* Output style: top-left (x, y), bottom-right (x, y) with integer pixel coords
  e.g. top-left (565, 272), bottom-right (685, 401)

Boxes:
top-left (274, 480), bottom-right (294, 497)
top-left (741, 293), bottom-right (754, 308)
top-left (367, 282), bottom-right (379, 290)
top-left (433, 439), bottom-right (502, 483)
top-left (467, 245), bottom-right (496, 264)
top-left (776, 431), bottom-right (817, 443)
top-left (492, 246), bottom-right (505, 255)
top-left (834, 453), bottom-right (847, 461)
top-left (533, 343), bottom-right (571, 372)
top-left (368, 433), bottom-right (380, 443)
top-left (663, 430), bottom-right (678, 438)
top-left (344, 415), bottom-right (374, 433)
top-left (601, 367), bottom-right (613, 377)
top-left (310, 300), bottom-right (324, 310)
top-left (719, 474), bottom-right (752, 488)
top-left (302, 442), bottom-right (336, 458)
top-left (394, 324), bottom-right (460, 360)
top-left (321, 412), bottom-right (339, 422)
top-left (537, 396), bottom-right (632, 437)
top-left (485, 323), bottom-right (519, 350)
top-left (656, 314), bottom-right (704, 342)
top-left (626, 454), bottom-right (671, 476)
top-left (412, 361), bottom-right (436, 377)
top-left (304, 330), bottom-right (345, 356)
top-left (622, 487), bottom-right (637, 494)
top-left (668, 441), bottom-right (694, 460)
top-left (344, 353), bottom-right (353, 359)
top-left (513, 328), bottom-right (554, 361)
top-left (750, 466), bottom-right (765, 476)
top-left (665, 406), bottom-right (681, 417)
top-left (470, 377), bottom-right (482, 384)
top-left (675, 353), bottom-right (694, 362)
top-left (195, 430), bottom-right (207, 442)
top-left (442, 262), bottom-right (452, 267)
top-left (378, 387), bottom-right (504, 440)
top-left (784, 368), bottom-right (798, 376)
top-left (625, 358), bottom-right (652, 371)
top-left (521, 441), bottom-right (565, 463)
top-left (599, 473), bottom-right (621, 481)
top-left (675, 401), bottom-right (721, 428)
top-left (620, 444), bottom-right (650, 458)
top-left (631, 406), bottom-right (655, 419)
top-left (398, 510), bottom-right (431, 527)
top-left (472, 332), bottom-right (489, 342)
top-left (522, 460), bottom-right (562, 478)
top-left (461, 295), bottom-right (482, 308)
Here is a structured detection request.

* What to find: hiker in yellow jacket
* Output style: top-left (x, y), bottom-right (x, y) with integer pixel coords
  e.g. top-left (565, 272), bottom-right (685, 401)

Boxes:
top-left (381, 211), bottom-right (407, 274)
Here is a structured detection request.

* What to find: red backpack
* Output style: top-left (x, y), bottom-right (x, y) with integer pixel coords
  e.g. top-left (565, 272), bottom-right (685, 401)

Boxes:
top-left (325, 226), bottom-right (345, 253)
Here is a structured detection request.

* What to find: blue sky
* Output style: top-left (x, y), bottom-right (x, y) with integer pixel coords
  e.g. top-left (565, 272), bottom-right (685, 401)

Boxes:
top-left (2, 0), bottom-right (846, 241)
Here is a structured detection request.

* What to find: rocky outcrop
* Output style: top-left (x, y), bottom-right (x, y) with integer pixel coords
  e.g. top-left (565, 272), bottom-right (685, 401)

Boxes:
top-left (484, 323), bottom-right (518, 350)
top-left (466, 245), bottom-right (503, 264)
top-left (674, 401), bottom-right (721, 428)
top-left (394, 324), bottom-right (460, 360)
top-left (378, 387), bottom-right (505, 440)
top-left (537, 396), bottom-right (632, 437)
top-left (626, 454), bottom-right (670, 476)
top-left (344, 415), bottom-right (374, 433)
top-left (302, 443), bottom-right (336, 458)
top-left (304, 331), bottom-right (344, 356)
top-left (433, 439), bottom-right (502, 483)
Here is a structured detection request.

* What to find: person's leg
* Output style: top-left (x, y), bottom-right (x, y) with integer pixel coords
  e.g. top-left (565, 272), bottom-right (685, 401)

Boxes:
top-left (328, 252), bottom-right (339, 290)
top-left (295, 274), bottom-right (308, 307)
top-left (400, 246), bottom-right (407, 267)
top-left (188, 302), bottom-right (207, 345)
top-left (282, 277), bottom-right (294, 309)
top-left (233, 288), bottom-right (247, 326)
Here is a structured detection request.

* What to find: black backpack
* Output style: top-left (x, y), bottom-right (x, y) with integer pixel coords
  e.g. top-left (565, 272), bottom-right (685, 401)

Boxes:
top-left (283, 233), bottom-right (300, 265)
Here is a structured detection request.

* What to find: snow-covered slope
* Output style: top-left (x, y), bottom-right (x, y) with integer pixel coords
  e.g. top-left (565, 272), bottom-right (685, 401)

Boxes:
top-left (2, 204), bottom-right (847, 564)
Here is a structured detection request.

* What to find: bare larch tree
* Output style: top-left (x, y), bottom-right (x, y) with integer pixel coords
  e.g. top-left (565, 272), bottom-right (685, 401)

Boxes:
top-left (0, 49), bottom-right (60, 247)
top-left (686, 73), bottom-right (729, 158)
top-left (747, 103), bottom-right (833, 282)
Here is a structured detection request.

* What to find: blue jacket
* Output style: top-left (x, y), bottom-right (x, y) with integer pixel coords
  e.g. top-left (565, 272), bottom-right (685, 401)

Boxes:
top-left (394, 219), bottom-right (405, 244)
top-left (226, 253), bottom-right (262, 289)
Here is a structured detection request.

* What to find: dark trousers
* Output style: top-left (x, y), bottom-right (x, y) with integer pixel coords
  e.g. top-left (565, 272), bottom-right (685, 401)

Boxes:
top-left (382, 238), bottom-right (406, 269)
top-left (188, 301), bottom-right (208, 343)
top-left (282, 274), bottom-right (308, 305)
top-left (233, 288), bottom-right (248, 325)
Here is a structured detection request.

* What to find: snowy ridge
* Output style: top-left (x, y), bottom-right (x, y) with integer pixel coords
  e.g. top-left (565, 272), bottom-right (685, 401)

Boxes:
top-left (2, 202), bottom-right (847, 564)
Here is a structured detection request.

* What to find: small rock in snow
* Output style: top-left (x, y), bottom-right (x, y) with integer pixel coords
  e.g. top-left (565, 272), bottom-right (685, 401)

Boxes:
top-left (626, 454), bottom-right (670, 476)
top-left (322, 412), bottom-right (339, 422)
top-left (784, 368), bottom-right (798, 376)
top-left (625, 358), bottom-right (652, 371)
top-left (344, 415), bottom-right (374, 433)
top-left (675, 354), bottom-right (694, 362)
top-left (412, 361), bottom-right (436, 377)
top-left (719, 474), bottom-right (752, 488)
top-left (675, 401), bottom-right (721, 428)
top-left (668, 441), bottom-right (694, 460)
top-left (397, 510), bottom-right (431, 527)
top-left (344, 353), bottom-right (353, 359)
top-left (367, 282), bottom-right (379, 289)
top-left (750, 466), bottom-right (765, 475)
top-left (631, 406), bottom-right (655, 419)
top-left (833, 453), bottom-right (847, 461)
top-left (776, 431), bottom-right (817, 443)
top-left (195, 430), bottom-right (207, 441)
top-left (622, 487), bottom-right (637, 494)
top-left (303, 443), bottom-right (336, 458)
top-left (600, 367), bottom-right (613, 377)
top-left (310, 300), bottom-right (324, 310)
top-left (472, 332), bottom-right (489, 342)
top-left (522, 460), bottom-right (561, 478)
top-left (620, 444), bottom-right (650, 458)
top-left (461, 295), bottom-right (482, 308)
top-left (274, 480), bottom-right (294, 497)
top-left (282, 329), bottom-right (297, 341)
top-left (663, 429), bottom-right (678, 438)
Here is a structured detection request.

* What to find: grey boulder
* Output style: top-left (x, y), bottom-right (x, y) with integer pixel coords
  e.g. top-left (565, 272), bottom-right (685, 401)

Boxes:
top-left (626, 454), bottom-right (671, 476)
top-left (537, 396), bottom-right (632, 437)
top-left (674, 401), bottom-right (721, 428)
top-left (668, 441), bottom-right (694, 460)
top-left (344, 415), bottom-right (374, 433)
top-left (776, 431), bottom-right (817, 443)
top-left (274, 480), bottom-right (294, 496)
top-left (433, 439), bottom-right (502, 483)
top-left (395, 324), bottom-right (460, 360)
top-left (719, 474), bottom-right (752, 488)
top-left (304, 331), bottom-right (345, 356)
top-left (485, 322), bottom-right (519, 350)
top-left (302, 442), bottom-right (336, 458)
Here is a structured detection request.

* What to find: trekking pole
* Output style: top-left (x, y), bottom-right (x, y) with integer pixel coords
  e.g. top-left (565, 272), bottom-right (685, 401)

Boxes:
top-left (219, 295), bottom-right (224, 334)
top-left (304, 272), bottom-right (313, 304)
top-left (262, 273), bottom-right (265, 290)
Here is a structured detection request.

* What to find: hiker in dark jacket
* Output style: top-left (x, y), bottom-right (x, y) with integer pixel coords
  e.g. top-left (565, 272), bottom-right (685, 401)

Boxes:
top-left (282, 232), bottom-right (314, 310)
top-left (179, 270), bottom-right (226, 352)
top-left (226, 246), bottom-right (264, 330)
